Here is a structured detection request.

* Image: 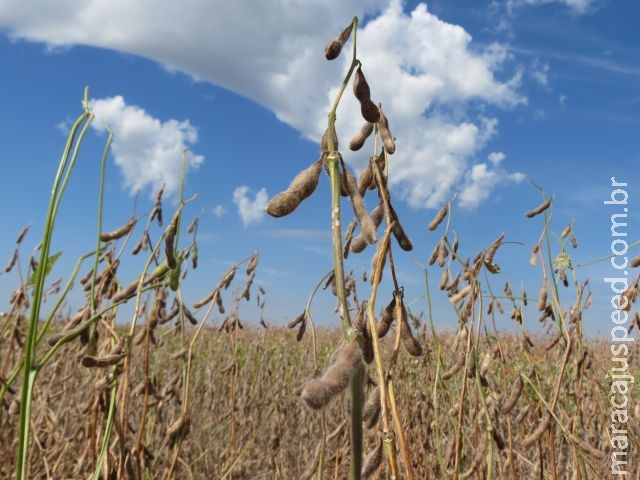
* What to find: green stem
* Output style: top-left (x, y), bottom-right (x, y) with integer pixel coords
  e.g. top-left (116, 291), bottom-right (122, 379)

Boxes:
top-left (16, 89), bottom-right (93, 480)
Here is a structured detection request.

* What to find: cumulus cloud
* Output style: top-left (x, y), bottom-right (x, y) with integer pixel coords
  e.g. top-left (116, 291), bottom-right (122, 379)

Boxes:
top-left (232, 186), bottom-right (268, 227)
top-left (211, 204), bottom-right (226, 218)
top-left (0, 0), bottom-right (527, 209)
top-left (530, 58), bottom-right (550, 87)
top-left (458, 153), bottom-right (525, 210)
top-left (488, 151), bottom-right (506, 166)
top-left (90, 96), bottom-right (203, 197)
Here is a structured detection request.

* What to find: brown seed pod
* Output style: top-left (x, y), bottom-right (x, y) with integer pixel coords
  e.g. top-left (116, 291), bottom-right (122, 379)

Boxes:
top-left (362, 386), bottom-right (381, 425)
top-left (246, 253), bottom-right (259, 275)
top-left (537, 286), bottom-right (547, 311)
top-left (525, 197), bottom-right (552, 218)
top-left (100, 217), bottom-right (137, 242)
top-left (484, 233), bottom-right (505, 265)
top-left (570, 233), bottom-right (578, 249)
top-left (436, 239), bottom-right (448, 266)
top-left (439, 266), bottom-right (450, 290)
top-left (353, 65), bottom-right (371, 101)
top-left (324, 19), bottom-right (354, 60)
top-left (81, 353), bottom-right (126, 368)
top-left (164, 218), bottom-right (178, 270)
top-left (357, 162), bottom-right (374, 196)
top-left (350, 122), bottom-right (374, 151)
top-left (321, 127), bottom-right (338, 153)
top-left (343, 164), bottom-right (377, 244)
top-left (377, 106), bottom-right (395, 154)
top-left (377, 295), bottom-right (396, 337)
top-left (389, 205), bottom-right (413, 251)
top-left (441, 353), bottom-right (466, 381)
top-left (218, 266), bottom-right (236, 290)
top-left (299, 342), bottom-right (363, 410)
top-left (560, 224), bottom-right (571, 238)
top-left (428, 204), bottom-right (448, 231)
top-left (360, 99), bottom-right (380, 124)
top-left (362, 438), bottom-right (383, 478)
top-left (351, 204), bottom-right (384, 253)
top-left (500, 376), bottom-right (523, 414)
top-left (112, 280), bottom-right (139, 304)
top-left (266, 159), bottom-right (322, 218)
top-left (450, 284), bottom-right (473, 304)
top-left (567, 433), bottom-right (606, 460)
top-left (631, 255), bottom-right (640, 268)
top-left (16, 225), bottom-right (30, 245)
top-left (353, 66), bottom-right (381, 123)
top-left (4, 248), bottom-right (18, 273)
top-left (397, 294), bottom-right (422, 356)
top-left (522, 416), bottom-right (552, 448)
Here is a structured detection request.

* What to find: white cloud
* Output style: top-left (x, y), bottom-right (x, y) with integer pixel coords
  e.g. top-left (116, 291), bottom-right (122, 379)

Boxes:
top-left (232, 186), bottom-right (268, 227)
top-left (89, 96), bottom-right (203, 197)
top-left (559, 94), bottom-right (567, 107)
top-left (458, 162), bottom-right (525, 210)
top-left (488, 151), bottom-right (506, 166)
top-left (507, 0), bottom-right (596, 14)
top-left (0, 0), bottom-right (527, 210)
top-left (211, 204), bottom-right (226, 218)
top-left (530, 58), bottom-right (550, 87)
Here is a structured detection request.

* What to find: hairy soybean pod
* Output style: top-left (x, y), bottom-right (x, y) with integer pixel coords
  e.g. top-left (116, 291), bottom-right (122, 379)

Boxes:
top-left (428, 204), bottom-right (448, 231)
top-left (525, 197), bottom-right (552, 218)
top-left (377, 107), bottom-right (395, 154)
top-left (100, 217), bottom-right (137, 242)
top-left (266, 159), bottom-right (322, 218)
top-left (350, 122), bottom-right (374, 151)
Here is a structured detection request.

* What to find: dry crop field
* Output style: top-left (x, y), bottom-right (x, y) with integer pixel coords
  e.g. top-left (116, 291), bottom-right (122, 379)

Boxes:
top-left (1, 16), bottom-right (639, 480)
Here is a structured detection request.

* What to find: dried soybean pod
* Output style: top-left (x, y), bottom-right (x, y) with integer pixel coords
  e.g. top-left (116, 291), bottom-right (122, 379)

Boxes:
top-left (362, 438), bottom-right (383, 478)
top-left (349, 203), bottom-right (383, 253)
top-left (500, 376), bottom-right (523, 414)
top-left (397, 292), bottom-right (422, 356)
top-left (100, 217), bottom-right (137, 242)
top-left (350, 122), bottom-right (374, 151)
top-left (164, 218), bottom-right (178, 270)
top-left (324, 19), bottom-right (354, 60)
top-left (362, 386), bottom-right (381, 424)
top-left (631, 255), bottom-right (640, 268)
top-left (266, 159), bottom-right (322, 218)
top-left (321, 126), bottom-right (338, 153)
top-left (16, 225), bottom-right (30, 244)
top-left (360, 100), bottom-right (380, 125)
top-left (353, 66), bottom-right (380, 123)
top-left (377, 106), bottom-right (395, 154)
top-left (300, 342), bottom-right (363, 410)
top-left (377, 295), bottom-right (396, 337)
top-left (522, 416), bottom-right (552, 448)
top-left (357, 163), bottom-right (374, 196)
top-left (525, 197), bottom-right (552, 218)
top-left (389, 204), bottom-right (413, 251)
top-left (537, 286), bottom-right (547, 311)
top-left (428, 204), bottom-right (448, 231)
top-left (81, 353), bottom-right (125, 368)
top-left (343, 163), bottom-right (377, 244)
top-left (4, 248), bottom-right (18, 273)
top-left (441, 353), bottom-right (465, 380)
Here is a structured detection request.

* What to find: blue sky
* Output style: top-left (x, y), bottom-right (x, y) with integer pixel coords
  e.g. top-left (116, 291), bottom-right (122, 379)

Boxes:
top-left (0, 0), bottom-right (638, 335)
